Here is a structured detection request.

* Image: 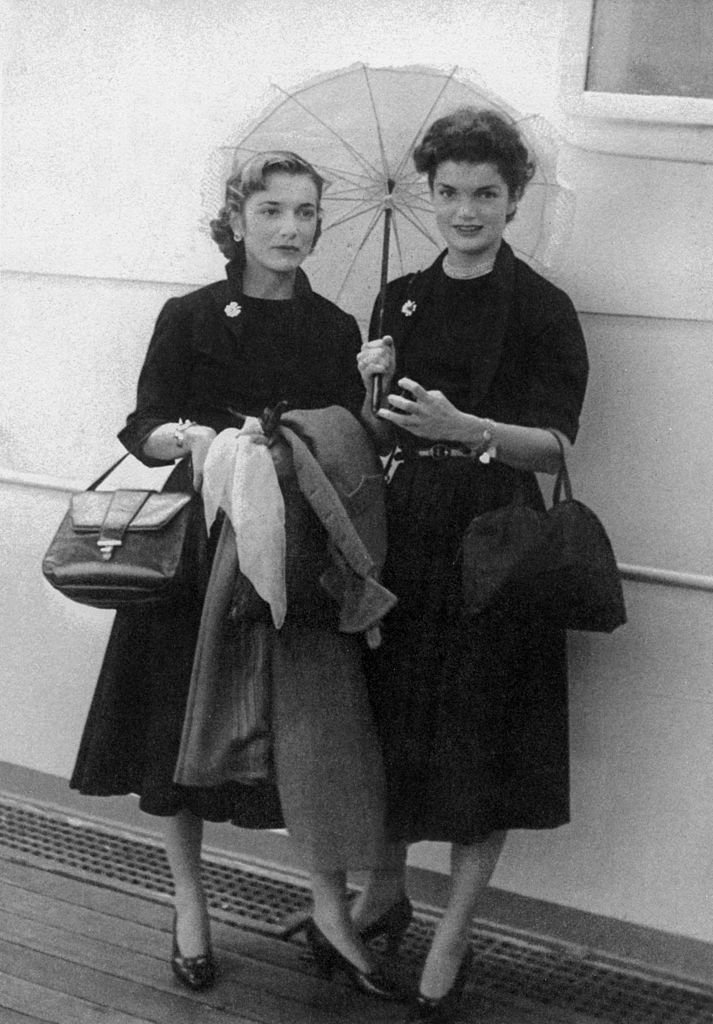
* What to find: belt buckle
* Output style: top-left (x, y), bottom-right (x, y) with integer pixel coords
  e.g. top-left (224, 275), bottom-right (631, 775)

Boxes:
top-left (431, 443), bottom-right (451, 460)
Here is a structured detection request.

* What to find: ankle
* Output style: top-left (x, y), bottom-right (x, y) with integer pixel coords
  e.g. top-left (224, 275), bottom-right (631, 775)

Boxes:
top-left (173, 883), bottom-right (207, 912)
top-left (173, 891), bottom-right (210, 950)
top-left (430, 929), bottom-right (470, 959)
top-left (419, 938), bottom-right (470, 999)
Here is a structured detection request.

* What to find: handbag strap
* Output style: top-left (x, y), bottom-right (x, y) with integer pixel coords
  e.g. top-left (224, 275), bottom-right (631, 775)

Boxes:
top-left (547, 430), bottom-right (574, 504)
top-left (87, 453), bottom-right (131, 491)
top-left (508, 431), bottom-right (574, 506)
top-left (87, 451), bottom-right (196, 493)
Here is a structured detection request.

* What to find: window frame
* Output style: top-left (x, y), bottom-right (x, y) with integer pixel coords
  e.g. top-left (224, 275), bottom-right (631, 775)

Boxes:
top-left (560, 0), bottom-right (713, 161)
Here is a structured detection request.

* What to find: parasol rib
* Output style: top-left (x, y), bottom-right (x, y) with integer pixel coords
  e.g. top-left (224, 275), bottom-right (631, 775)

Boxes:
top-left (361, 65), bottom-right (392, 182)
top-left (324, 200), bottom-right (385, 232)
top-left (323, 193), bottom-right (384, 205)
top-left (331, 205), bottom-right (385, 305)
top-left (223, 143), bottom-right (383, 193)
top-left (269, 83), bottom-right (384, 181)
top-left (324, 191), bottom-right (384, 203)
top-left (393, 204), bottom-right (442, 248)
top-left (394, 199), bottom-right (435, 216)
top-left (323, 182), bottom-right (387, 202)
top-left (391, 66), bottom-right (459, 181)
top-left (318, 168), bottom-right (385, 190)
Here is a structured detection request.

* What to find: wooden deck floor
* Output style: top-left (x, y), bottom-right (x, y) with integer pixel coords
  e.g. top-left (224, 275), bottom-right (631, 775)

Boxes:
top-left (0, 853), bottom-right (613, 1024)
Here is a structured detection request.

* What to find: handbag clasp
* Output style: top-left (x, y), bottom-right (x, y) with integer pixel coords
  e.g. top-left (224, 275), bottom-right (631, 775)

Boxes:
top-left (98, 540), bottom-right (122, 561)
top-left (96, 490), bottom-right (151, 560)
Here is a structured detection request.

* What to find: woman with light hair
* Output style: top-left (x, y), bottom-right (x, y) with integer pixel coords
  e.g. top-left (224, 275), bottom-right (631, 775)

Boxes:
top-left (71, 150), bottom-right (402, 1001)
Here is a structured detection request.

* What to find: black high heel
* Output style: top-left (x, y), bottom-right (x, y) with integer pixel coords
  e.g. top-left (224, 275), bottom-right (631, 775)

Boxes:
top-left (280, 906), bottom-right (313, 942)
top-left (302, 918), bottom-right (406, 1002)
top-left (360, 894), bottom-right (414, 955)
top-left (281, 894), bottom-right (413, 954)
top-left (406, 945), bottom-right (474, 1022)
top-left (170, 910), bottom-right (217, 992)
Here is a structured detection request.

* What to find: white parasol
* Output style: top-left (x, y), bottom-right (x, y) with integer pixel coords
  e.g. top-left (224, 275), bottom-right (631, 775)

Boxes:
top-left (204, 63), bottom-right (574, 331)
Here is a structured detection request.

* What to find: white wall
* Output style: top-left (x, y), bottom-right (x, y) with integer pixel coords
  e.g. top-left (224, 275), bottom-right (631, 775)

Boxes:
top-left (3, 0), bottom-right (713, 945)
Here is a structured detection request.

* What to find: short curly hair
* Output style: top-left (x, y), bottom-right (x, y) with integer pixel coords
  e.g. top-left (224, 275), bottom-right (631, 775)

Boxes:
top-left (414, 108), bottom-right (535, 222)
top-left (210, 150), bottom-right (325, 260)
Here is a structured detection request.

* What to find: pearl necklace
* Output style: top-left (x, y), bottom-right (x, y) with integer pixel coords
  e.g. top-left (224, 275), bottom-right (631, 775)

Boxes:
top-left (442, 254), bottom-right (495, 280)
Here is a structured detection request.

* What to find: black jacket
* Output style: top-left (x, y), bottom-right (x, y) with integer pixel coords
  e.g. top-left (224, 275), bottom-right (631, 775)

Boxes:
top-left (370, 241), bottom-right (588, 443)
top-left (121, 260), bottom-right (365, 464)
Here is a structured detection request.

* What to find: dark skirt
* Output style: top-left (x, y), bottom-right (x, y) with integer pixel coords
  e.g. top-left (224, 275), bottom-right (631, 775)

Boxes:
top-left (70, 602), bottom-right (284, 825)
top-left (69, 481), bottom-right (283, 826)
top-left (365, 456), bottom-right (570, 845)
top-left (70, 458), bottom-right (390, 870)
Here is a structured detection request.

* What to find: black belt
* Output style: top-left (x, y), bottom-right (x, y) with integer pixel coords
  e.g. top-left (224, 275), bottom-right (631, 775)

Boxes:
top-left (411, 443), bottom-right (474, 461)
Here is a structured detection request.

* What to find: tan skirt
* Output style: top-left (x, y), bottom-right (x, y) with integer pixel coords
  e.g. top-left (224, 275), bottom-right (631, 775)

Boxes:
top-left (175, 519), bottom-right (388, 872)
top-left (270, 622), bottom-right (388, 871)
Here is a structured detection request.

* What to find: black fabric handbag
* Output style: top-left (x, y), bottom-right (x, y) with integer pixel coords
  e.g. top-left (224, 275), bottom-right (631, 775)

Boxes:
top-left (42, 454), bottom-right (197, 608)
top-left (462, 433), bottom-right (626, 632)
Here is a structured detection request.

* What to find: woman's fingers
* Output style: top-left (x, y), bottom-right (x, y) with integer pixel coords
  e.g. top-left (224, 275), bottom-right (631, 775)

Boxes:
top-left (359, 358), bottom-right (389, 376)
top-left (377, 407), bottom-right (428, 435)
top-left (397, 377), bottom-right (429, 401)
top-left (377, 378), bottom-right (455, 438)
top-left (358, 338), bottom-right (396, 387)
top-left (359, 337), bottom-right (390, 354)
top-left (386, 393), bottom-right (416, 413)
top-left (359, 337), bottom-right (394, 360)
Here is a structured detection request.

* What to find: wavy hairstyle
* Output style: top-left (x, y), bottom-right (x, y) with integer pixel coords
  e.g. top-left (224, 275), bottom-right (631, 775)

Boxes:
top-left (414, 108), bottom-right (535, 222)
top-left (210, 150), bottom-right (325, 260)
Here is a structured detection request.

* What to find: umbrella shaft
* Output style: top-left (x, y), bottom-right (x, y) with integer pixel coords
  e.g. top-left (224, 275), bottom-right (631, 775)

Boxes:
top-left (378, 205), bottom-right (393, 335)
top-left (373, 180), bottom-right (396, 412)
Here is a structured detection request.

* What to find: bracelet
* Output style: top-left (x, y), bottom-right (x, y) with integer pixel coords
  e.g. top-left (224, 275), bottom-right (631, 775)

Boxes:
top-left (477, 418), bottom-right (498, 464)
top-left (173, 419), bottom-right (197, 449)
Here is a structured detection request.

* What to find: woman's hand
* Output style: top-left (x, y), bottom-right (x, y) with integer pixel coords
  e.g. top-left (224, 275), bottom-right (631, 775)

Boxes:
top-left (378, 380), bottom-right (570, 472)
top-left (377, 377), bottom-right (468, 440)
top-left (357, 336), bottom-right (395, 407)
top-left (184, 425), bottom-right (217, 490)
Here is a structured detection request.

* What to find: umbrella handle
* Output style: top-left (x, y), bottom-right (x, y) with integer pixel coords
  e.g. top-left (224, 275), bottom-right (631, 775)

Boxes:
top-left (370, 335), bottom-right (394, 414)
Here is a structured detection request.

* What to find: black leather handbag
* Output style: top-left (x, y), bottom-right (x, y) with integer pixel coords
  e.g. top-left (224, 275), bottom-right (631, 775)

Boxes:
top-left (462, 433), bottom-right (626, 632)
top-left (42, 454), bottom-right (197, 608)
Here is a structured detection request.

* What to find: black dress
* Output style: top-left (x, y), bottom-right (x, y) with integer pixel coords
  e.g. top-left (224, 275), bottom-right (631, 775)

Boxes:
top-left (70, 257), bottom-right (370, 829)
top-left (366, 244), bottom-right (589, 845)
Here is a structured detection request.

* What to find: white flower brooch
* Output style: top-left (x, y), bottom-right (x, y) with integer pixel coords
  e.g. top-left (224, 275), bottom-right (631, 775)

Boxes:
top-left (401, 299), bottom-right (417, 317)
top-left (224, 301), bottom-right (242, 318)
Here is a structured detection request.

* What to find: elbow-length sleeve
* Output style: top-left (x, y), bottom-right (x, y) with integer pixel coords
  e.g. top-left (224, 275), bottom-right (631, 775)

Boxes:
top-left (118, 298), bottom-right (195, 465)
top-left (519, 287), bottom-right (589, 444)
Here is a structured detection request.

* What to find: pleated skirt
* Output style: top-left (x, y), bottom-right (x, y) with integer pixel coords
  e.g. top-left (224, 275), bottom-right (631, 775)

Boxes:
top-left (365, 456), bottom-right (571, 845)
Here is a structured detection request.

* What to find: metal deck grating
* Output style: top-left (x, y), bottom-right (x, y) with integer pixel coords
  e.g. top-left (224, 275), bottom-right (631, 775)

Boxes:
top-left (1, 797), bottom-right (711, 1023)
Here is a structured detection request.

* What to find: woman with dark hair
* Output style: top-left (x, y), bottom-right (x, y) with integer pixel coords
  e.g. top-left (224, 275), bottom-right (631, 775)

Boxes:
top-left (70, 151), bottom-right (401, 1000)
top-left (356, 108), bottom-right (589, 1022)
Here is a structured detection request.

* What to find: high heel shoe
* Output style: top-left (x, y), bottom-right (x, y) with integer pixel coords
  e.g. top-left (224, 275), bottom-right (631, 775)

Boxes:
top-left (282, 894), bottom-right (413, 954)
top-left (359, 894), bottom-right (414, 954)
top-left (406, 945), bottom-right (474, 1022)
top-left (170, 910), bottom-right (217, 991)
top-left (280, 906), bottom-right (313, 942)
top-left (302, 918), bottom-right (406, 1002)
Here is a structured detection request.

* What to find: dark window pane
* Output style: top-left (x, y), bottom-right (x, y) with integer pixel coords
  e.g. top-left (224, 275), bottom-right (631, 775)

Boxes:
top-left (586, 0), bottom-right (713, 99)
